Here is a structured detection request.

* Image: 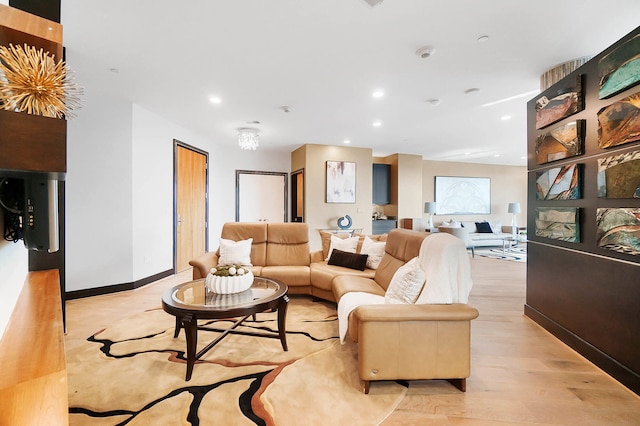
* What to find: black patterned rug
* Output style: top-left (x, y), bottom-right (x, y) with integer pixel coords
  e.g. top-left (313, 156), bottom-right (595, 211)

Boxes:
top-left (66, 297), bottom-right (406, 425)
top-left (475, 245), bottom-right (527, 262)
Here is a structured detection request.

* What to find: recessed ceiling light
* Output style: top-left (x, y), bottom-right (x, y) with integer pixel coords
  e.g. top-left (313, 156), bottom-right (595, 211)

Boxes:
top-left (501, 115), bottom-right (512, 120)
top-left (109, 68), bottom-right (119, 73)
top-left (494, 154), bottom-right (501, 157)
top-left (427, 98), bottom-right (441, 106)
top-left (465, 152), bottom-right (471, 155)
top-left (477, 35), bottom-right (489, 43)
top-left (343, 139), bottom-right (351, 144)
top-left (373, 121), bottom-right (382, 127)
top-left (465, 88), bottom-right (480, 94)
top-left (209, 96), bottom-right (222, 104)
top-left (372, 90), bottom-right (384, 98)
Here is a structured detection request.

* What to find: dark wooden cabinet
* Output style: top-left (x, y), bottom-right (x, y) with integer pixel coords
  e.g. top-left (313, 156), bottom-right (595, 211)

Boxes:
top-left (0, 110), bottom-right (66, 177)
top-left (372, 163), bottom-right (390, 205)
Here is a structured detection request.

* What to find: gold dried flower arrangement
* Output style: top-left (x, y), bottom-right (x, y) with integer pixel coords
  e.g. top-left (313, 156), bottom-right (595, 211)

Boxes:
top-left (0, 43), bottom-right (83, 119)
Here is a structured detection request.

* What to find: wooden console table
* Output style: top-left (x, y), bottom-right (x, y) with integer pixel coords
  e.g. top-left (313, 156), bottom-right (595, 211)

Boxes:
top-left (0, 269), bottom-right (68, 425)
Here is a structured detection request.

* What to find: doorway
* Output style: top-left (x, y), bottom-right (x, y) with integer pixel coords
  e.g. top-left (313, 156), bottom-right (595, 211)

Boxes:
top-left (291, 169), bottom-right (304, 222)
top-left (236, 170), bottom-right (287, 222)
top-left (174, 141), bottom-right (208, 273)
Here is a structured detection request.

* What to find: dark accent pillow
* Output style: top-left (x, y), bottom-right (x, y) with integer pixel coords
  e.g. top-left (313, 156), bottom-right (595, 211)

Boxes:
top-left (328, 249), bottom-right (369, 271)
top-left (475, 221), bottom-right (493, 233)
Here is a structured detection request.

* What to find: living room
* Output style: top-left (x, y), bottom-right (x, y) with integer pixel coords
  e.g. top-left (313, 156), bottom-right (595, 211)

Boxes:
top-left (1, 1), bottom-right (640, 424)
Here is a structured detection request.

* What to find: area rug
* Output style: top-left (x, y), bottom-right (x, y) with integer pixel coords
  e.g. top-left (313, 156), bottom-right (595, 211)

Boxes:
top-left (66, 297), bottom-right (407, 425)
top-left (475, 245), bottom-right (527, 262)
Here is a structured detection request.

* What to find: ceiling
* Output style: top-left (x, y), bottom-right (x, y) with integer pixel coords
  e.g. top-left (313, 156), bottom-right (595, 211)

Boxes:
top-left (60, 0), bottom-right (640, 166)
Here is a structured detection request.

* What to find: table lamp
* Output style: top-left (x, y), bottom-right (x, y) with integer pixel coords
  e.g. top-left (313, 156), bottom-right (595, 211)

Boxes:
top-left (508, 202), bottom-right (521, 229)
top-left (424, 202), bottom-right (436, 229)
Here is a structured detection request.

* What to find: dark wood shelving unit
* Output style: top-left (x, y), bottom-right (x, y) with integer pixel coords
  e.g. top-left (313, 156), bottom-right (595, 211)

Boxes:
top-left (0, 109), bottom-right (66, 177)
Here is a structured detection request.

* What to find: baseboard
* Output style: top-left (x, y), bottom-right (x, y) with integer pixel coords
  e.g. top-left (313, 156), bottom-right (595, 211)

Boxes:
top-left (66, 269), bottom-right (173, 300)
top-left (524, 304), bottom-right (640, 396)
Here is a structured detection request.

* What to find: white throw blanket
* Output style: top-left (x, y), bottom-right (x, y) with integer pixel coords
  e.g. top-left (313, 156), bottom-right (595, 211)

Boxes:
top-left (336, 232), bottom-right (473, 343)
top-left (337, 292), bottom-right (385, 344)
top-left (415, 232), bottom-right (474, 304)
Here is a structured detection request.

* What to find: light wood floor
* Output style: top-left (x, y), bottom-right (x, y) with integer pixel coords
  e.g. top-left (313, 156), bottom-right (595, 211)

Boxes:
top-left (65, 255), bottom-right (640, 425)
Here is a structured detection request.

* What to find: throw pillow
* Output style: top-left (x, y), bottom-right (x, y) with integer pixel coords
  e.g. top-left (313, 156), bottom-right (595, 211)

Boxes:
top-left (319, 231), bottom-right (348, 259)
top-left (385, 257), bottom-right (426, 304)
top-left (218, 238), bottom-right (253, 265)
top-left (326, 235), bottom-right (359, 260)
top-left (489, 221), bottom-right (502, 233)
top-left (328, 249), bottom-right (368, 271)
top-left (475, 221), bottom-right (493, 233)
top-left (361, 236), bottom-right (386, 269)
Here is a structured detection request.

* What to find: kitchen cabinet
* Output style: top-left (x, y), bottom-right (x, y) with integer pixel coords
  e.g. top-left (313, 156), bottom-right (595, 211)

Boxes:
top-left (372, 219), bottom-right (397, 235)
top-left (372, 163), bottom-right (390, 205)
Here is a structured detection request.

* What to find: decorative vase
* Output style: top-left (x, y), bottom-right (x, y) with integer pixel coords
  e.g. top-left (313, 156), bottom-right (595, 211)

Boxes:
top-left (205, 271), bottom-right (254, 294)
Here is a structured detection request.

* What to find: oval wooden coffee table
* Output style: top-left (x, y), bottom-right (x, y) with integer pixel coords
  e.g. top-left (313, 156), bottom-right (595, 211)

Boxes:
top-left (162, 276), bottom-right (289, 380)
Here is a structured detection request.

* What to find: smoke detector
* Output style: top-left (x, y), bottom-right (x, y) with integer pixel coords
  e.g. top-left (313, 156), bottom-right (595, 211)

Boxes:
top-left (416, 46), bottom-right (436, 59)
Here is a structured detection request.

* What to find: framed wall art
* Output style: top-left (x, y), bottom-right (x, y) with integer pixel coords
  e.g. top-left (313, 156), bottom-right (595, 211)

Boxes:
top-left (597, 92), bottom-right (640, 149)
top-left (535, 163), bottom-right (582, 200)
top-left (535, 120), bottom-right (584, 165)
top-left (598, 33), bottom-right (640, 99)
top-left (597, 150), bottom-right (640, 198)
top-left (534, 207), bottom-right (580, 242)
top-left (326, 160), bottom-right (356, 203)
top-left (434, 176), bottom-right (491, 215)
top-left (535, 74), bottom-right (583, 129)
top-left (596, 208), bottom-right (640, 255)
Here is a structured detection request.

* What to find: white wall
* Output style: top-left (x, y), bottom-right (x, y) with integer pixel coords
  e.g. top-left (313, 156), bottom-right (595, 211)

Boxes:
top-left (65, 86), bottom-right (134, 292)
top-left (66, 71), bottom-right (290, 291)
top-left (0, 209), bottom-right (28, 339)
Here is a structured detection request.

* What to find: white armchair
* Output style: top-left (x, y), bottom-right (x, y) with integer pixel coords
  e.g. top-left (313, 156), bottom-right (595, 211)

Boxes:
top-left (437, 226), bottom-right (475, 258)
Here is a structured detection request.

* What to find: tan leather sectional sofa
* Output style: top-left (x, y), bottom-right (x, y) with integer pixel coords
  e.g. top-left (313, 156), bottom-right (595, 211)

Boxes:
top-left (189, 222), bottom-right (479, 393)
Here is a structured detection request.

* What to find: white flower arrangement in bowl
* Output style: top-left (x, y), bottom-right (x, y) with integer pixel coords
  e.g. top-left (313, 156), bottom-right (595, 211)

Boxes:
top-left (205, 264), bottom-right (254, 294)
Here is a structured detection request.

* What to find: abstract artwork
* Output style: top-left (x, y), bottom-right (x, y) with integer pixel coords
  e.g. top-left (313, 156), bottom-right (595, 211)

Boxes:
top-left (597, 92), bottom-right (640, 148)
top-left (535, 74), bottom-right (583, 129)
top-left (434, 176), bottom-right (491, 214)
top-left (326, 160), bottom-right (356, 203)
top-left (596, 208), bottom-right (640, 255)
top-left (597, 150), bottom-right (640, 198)
top-left (536, 164), bottom-right (582, 200)
top-left (535, 207), bottom-right (579, 242)
top-left (535, 120), bottom-right (584, 164)
top-left (599, 33), bottom-right (640, 99)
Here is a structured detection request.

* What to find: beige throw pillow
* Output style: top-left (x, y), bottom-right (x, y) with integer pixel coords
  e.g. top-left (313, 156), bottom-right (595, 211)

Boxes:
top-left (384, 257), bottom-right (426, 304)
top-left (325, 235), bottom-right (359, 261)
top-left (218, 238), bottom-right (253, 266)
top-left (361, 236), bottom-right (386, 270)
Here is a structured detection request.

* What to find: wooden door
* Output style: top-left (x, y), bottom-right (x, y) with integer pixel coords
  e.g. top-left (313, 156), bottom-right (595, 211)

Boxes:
top-left (175, 143), bottom-right (208, 272)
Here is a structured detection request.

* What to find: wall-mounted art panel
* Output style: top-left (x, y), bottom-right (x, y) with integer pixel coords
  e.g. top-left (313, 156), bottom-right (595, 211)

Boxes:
top-left (599, 33), bottom-right (640, 99)
top-left (535, 74), bottom-right (583, 129)
top-left (597, 92), bottom-right (640, 149)
top-left (597, 150), bottom-right (640, 198)
top-left (434, 176), bottom-right (490, 214)
top-left (535, 120), bottom-right (584, 165)
top-left (326, 160), bottom-right (356, 203)
top-left (535, 207), bottom-right (579, 242)
top-left (596, 208), bottom-right (640, 255)
top-left (536, 164), bottom-right (582, 200)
